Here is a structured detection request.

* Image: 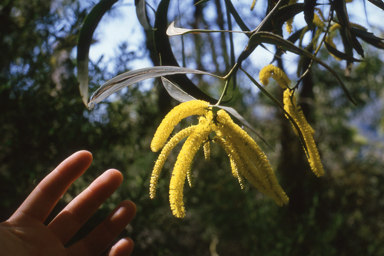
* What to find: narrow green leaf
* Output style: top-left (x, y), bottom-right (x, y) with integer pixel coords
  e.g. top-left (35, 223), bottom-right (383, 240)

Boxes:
top-left (352, 27), bottom-right (384, 49)
top-left (333, 0), bottom-right (364, 57)
top-left (224, 0), bottom-right (250, 33)
top-left (135, 0), bottom-right (152, 30)
top-left (77, 0), bottom-right (119, 107)
top-left (277, 3), bottom-right (305, 25)
top-left (324, 41), bottom-right (363, 62)
top-left (88, 66), bottom-right (221, 110)
top-left (303, 0), bottom-right (316, 28)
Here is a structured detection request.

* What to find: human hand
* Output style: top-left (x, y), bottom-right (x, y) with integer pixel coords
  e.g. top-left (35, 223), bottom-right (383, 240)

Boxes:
top-left (0, 150), bottom-right (136, 256)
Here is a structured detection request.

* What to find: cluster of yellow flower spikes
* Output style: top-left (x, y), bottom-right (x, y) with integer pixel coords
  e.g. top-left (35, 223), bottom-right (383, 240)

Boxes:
top-left (150, 100), bottom-right (289, 218)
top-left (259, 65), bottom-right (325, 177)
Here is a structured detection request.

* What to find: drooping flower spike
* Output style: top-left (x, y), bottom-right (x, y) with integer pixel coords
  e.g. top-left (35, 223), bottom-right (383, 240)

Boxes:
top-left (283, 90), bottom-right (324, 177)
top-left (150, 100), bottom-right (289, 218)
top-left (216, 110), bottom-right (289, 206)
top-left (169, 111), bottom-right (214, 218)
top-left (149, 125), bottom-right (196, 199)
top-left (259, 64), bottom-right (291, 89)
top-left (285, 0), bottom-right (298, 34)
top-left (258, 64), bottom-right (324, 177)
top-left (151, 100), bottom-right (209, 152)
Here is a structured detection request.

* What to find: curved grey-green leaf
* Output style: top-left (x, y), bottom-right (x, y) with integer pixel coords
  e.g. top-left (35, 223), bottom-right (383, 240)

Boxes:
top-left (161, 77), bottom-right (197, 102)
top-left (88, 66), bottom-right (220, 110)
top-left (135, 0), bottom-right (152, 30)
top-left (77, 0), bottom-right (119, 107)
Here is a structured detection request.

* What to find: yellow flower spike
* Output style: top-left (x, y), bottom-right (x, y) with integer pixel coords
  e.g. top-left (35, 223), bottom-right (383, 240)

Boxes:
top-left (151, 100), bottom-right (210, 152)
top-left (214, 136), bottom-right (245, 189)
top-left (286, 20), bottom-right (294, 34)
top-left (259, 64), bottom-right (291, 89)
top-left (250, 0), bottom-right (257, 11)
top-left (186, 167), bottom-right (194, 188)
top-left (313, 14), bottom-right (324, 28)
top-left (219, 125), bottom-right (287, 205)
top-left (169, 113), bottom-right (213, 218)
top-left (216, 110), bottom-right (289, 206)
top-left (149, 125), bottom-right (197, 199)
top-left (285, 0), bottom-right (298, 34)
top-left (283, 89), bottom-right (325, 177)
top-left (203, 141), bottom-right (210, 161)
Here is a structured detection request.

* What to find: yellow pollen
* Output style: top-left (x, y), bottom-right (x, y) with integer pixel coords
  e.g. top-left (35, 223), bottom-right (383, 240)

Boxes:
top-left (283, 89), bottom-right (324, 177)
top-left (259, 64), bottom-right (291, 89)
top-left (149, 125), bottom-right (196, 199)
top-left (151, 100), bottom-right (209, 152)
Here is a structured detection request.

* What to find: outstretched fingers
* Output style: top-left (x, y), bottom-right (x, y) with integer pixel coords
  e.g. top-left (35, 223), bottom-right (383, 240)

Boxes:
top-left (67, 200), bottom-right (136, 256)
top-left (48, 169), bottom-right (124, 244)
top-left (108, 238), bottom-right (134, 256)
top-left (11, 151), bottom-right (93, 223)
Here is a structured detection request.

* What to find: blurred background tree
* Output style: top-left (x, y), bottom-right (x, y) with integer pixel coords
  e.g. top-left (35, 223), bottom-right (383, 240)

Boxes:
top-left (1, 0), bottom-right (384, 255)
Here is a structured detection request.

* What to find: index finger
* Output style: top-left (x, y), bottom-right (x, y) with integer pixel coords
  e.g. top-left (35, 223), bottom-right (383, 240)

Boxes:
top-left (10, 150), bottom-right (93, 222)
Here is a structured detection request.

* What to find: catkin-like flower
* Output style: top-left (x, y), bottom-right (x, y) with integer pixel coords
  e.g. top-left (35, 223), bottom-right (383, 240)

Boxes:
top-left (151, 100), bottom-right (209, 152)
top-left (313, 13), bottom-right (324, 28)
top-left (259, 64), bottom-right (291, 89)
top-left (216, 110), bottom-right (289, 206)
top-left (283, 89), bottom-right (324, 177)
top-left (150, 125), bottom-right (196, 199)
top-left (214, 136), bottom-right (245, 189)
top-left (250, 0), bottom-right (257, 10)
top-left (169, 113), bottom-right (213, 218)
top-left (203, 141), bottom-right (210, 161)
top-left (285, 0), bottom-right (298, 34)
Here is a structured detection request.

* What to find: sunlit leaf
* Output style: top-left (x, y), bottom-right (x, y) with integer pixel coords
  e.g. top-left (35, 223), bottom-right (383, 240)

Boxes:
top-left (88, 66), bottom-right (220, 110)
top-left (77, 0), bottom-right (119, 107)
top-left (161, 77), bottom-right (197, 102)
top-left (166, 21), bottom-right (245, 37)
top-left (135, 0), bottom-right (152, 30)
